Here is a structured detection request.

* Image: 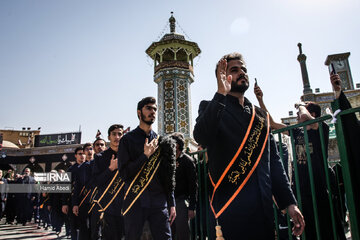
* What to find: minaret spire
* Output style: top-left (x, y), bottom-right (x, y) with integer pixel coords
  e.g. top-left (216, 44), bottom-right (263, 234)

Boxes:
top-left (297, 43), bottom-right (313, 95)
top-left (169, 12), bottom-right (176, 33)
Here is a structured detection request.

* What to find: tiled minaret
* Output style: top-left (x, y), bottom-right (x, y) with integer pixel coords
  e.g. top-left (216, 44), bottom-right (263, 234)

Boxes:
top-left (146, 13), bottom-right (201, 140)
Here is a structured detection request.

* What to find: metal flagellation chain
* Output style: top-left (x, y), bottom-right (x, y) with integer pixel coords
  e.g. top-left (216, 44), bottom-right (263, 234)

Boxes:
top-left (146, 55), bottom-right (153, 67)
top-left (156, 21), bottom-right (170, 41)
top-left (175, 21), bottom-right (192, 41)
top-left (194, 53), bottom-right (201, 67)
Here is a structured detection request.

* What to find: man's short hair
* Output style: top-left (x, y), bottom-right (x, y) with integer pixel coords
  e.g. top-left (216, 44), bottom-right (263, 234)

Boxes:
top-left (74, 146), bottom-right (83, 154)
top-left (83, 142), bottom-right (92, 150)
top-left (137, 97), bottom-right (156, 111)
top-left (306, 102), bottom-right (321, 118)
top-left (215, 52), bottom-right (245, 76)
top-left (107, 124), bottom-right (124, 136)
top-left (93, 137), bottom-right (106, 146)
top-left (170, 132), bottom-right (185, 152)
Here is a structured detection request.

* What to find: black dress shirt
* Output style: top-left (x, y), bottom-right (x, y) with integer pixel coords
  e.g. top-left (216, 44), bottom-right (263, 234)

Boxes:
top-left (92, 147), bottom-right (123, 215)
top-left (174, 153), bottom-right (197, 210)
top-left (118, 126), bottom-right (175, 208)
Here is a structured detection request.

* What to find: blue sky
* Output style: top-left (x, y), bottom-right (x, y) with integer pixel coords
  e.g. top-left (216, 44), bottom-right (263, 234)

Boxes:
top-left (1, 0), bottom-right (359, 143)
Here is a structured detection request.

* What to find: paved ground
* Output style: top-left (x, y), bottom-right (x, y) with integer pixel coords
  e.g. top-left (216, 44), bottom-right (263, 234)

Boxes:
top-left (0, 217), bottom-right (353, 239)
top-left (0, 218), bottom-right (68, 240)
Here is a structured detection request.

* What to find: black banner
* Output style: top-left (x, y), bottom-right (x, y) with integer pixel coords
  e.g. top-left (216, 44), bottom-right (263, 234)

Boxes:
top-left (34, 132), bottom-right (81, 147)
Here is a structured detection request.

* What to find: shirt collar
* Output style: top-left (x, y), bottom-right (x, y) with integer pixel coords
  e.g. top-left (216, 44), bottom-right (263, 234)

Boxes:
top-left (226, 95), bottom-right (252, 108)
top-left (135, 126), bottom-right (156, 138)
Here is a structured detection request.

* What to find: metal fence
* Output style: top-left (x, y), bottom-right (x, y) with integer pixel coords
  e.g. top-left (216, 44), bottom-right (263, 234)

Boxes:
top-left (189, 106), bottom-right (360, 240)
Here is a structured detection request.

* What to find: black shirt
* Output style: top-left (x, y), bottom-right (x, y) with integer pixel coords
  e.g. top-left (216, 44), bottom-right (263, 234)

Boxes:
top-left (92, 147), bottom-right (123, 215)
top-left (118, 126), bottom-right (175, 208)
top-left (292, 123), bottom-right (329, 198)
top-left (174, 153), bottom-right (197, 210)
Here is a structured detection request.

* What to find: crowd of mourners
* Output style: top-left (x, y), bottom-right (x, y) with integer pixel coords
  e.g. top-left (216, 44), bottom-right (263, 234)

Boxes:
top-left (0, 52), bottom-right (359, 240)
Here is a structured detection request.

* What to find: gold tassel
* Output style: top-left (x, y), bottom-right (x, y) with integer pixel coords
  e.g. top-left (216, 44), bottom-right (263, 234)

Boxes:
top-left (215, 222), bottom-right (225, 240)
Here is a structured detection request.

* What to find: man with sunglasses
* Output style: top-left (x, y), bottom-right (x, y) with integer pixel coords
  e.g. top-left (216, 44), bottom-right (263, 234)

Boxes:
top-left (93, 138), bottom-right (107, 154)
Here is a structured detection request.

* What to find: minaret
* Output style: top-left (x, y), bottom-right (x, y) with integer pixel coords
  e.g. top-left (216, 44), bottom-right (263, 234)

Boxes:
top-left (297, 43), bottom-right (313, 98)
top-left (146, 13), bottom-right (201, 140)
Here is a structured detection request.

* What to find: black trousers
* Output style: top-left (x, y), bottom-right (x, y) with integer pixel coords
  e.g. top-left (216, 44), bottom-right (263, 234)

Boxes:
top-left (78, 204), bottom-right (91, 240)
top-left (90, 208), bottom-right (101, 240)
top-left (69, 211), bottom-right (79, 240)
top-left (102, 212), bottom-right (124, 240)
top-left (172, 197), bottom-right (190, 240)
top-left (124, 202), bottom-right (171, 240)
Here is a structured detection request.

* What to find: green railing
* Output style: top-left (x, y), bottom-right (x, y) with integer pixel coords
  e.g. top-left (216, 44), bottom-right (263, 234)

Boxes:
top-left (189, 106), bottom-right (360, 239)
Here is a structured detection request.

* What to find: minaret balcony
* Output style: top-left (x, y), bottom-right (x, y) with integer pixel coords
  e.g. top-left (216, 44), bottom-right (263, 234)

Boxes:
top-left (155, 60), bottom-right (193, 75)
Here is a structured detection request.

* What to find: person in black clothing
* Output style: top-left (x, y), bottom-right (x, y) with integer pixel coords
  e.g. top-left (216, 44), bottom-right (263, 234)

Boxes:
top-left (62, 146), bottom-right (85, 240)
top-left (17, 168), bottom-right (36, 226)
top-left (194, 53), bottom-right (304, 239)
top-left (118, 96), bottom-right (176, 240)
top-left (4, 170), bottom-right (16, 224)
top-left (93, 138), bottom-right (107, 154)
top-left (255, 84), bottom-right (345, 240)
top-left (330, 73), bottom-right (360, 231)
top-left (0, 170), bottom-right (8, 219)
top-left (73, 143), bottom-right (94, 240)
top-left (48, 169), bottom-right (70, 236)
top-left (170, 132), bottom-right (197, 240)
top-left (92, 124), bottom-right (125, 240)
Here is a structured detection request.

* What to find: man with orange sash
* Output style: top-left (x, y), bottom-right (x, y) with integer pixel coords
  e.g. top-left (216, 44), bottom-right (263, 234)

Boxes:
top-left (193, 53), bottom-right (305, 239)
top-left (118, 97), bottom-right (176, 240)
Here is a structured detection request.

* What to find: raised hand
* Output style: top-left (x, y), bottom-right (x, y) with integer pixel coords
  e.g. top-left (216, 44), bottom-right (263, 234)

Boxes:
top-left (330, 73), bottom-right (342, 92)
top-left (144, 138), bottom-right (158, 159)
top-left (216, 58), bottom-right (232, 95)
top-left (254, 85), bottom-right (263, 101)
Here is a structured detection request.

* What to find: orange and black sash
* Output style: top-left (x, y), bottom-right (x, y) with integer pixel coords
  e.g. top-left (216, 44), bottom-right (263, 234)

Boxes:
top-left (122, 147), bottom-right (162, 216)
top-left (209, 105), bottom-right (270, 219)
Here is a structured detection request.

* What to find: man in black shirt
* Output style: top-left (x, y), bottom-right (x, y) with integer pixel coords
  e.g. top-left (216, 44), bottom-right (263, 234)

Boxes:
top-left (92, 124), bottom-right (125, 240)
top-left (73, 143), bottom-right (94, 240)
top-left (17, 168), bottom-right (36, 226)
top-left (62, 147), bottom-right (85, 240)
top-left (194, 53), bottom-right (304, 239)
top-left (118, 96), bottom-right (176, 240)
top-left (170, 132), bottom-right (197, 240)
top-left (93, 138), bottom-right (107, 154)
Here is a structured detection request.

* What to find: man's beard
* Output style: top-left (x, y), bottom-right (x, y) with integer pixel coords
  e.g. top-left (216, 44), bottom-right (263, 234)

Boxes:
top-left (230, 80), bottom-right (249, 93)
top-left (141, 112), bottom-right (154, 126)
